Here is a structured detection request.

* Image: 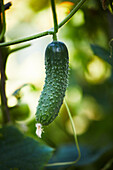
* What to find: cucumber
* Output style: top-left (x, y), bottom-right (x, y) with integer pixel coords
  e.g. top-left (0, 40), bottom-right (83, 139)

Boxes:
top-left (35, 41), bottom-right (69, 126)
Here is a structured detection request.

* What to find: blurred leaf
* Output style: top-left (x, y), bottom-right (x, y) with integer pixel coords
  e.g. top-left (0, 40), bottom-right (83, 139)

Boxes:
top-left (47, 144), bottom-right (113, 169)
top-left (0, 126), bottom-right (53, 170)
top-left (28, 0), bottom-right (49, 12)
top-left (90, 44), bottom-right (113, 65)
top-left (9, 103), bottom-right (30, 121)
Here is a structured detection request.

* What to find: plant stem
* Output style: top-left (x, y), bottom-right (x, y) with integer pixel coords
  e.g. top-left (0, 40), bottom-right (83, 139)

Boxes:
top-left (0, 0), bottom-right (87, 47)
top-left (64, 99), bottom-right (81, 161)
top-left (58, 0), bottom-right (86, 28)
top-left (0, 50), bottom-right (10, 123)
top-left (0, 0), bottom-right (6, 41)
top-left (46, 99), bottom-right (81, 167)
top-left (53, 33), bottom-right (57, 41)
top-left (9, 43), bottom-right (31, 54)
top-left (0, 2), bottom-right (12, 12)
top-left (0, 0), bottom-right (10, 123)
top-left (51, 0), bottom-right (58, 40)
top-left (0, 30), bottom-right (54, 47)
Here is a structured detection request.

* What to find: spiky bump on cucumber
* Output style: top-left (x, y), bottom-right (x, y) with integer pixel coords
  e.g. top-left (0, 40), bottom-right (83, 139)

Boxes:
top-left (35, 41), bottom-right (69, 126)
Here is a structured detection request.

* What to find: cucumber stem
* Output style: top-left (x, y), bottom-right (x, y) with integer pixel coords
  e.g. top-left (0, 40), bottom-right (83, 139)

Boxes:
top-left (53, 33), bottom-right (57, 41)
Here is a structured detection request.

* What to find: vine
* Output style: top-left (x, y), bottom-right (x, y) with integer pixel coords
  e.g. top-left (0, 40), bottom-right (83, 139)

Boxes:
top-left (0, 0), bottom-right (87, 166)
top-left (46, 99), bottom-right (81, 167)
top-left (0, 0), bottom-right (87, 47)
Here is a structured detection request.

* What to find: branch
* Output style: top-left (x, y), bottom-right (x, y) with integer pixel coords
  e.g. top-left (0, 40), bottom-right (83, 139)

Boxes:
top-left (0, 0), bottom-right (87, 47)
top-left (0, 2), bottom-right (12, 12)
top-left (0, 30), bottom-right (54, 47)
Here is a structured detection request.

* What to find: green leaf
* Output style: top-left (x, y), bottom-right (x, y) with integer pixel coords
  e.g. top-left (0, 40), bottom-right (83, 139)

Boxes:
top-left (0, 126), bottom-right (53, 170)
top-left (47, 144), bottom-right (113, 169)
top-left (90, 44), bottom-right (113, 66)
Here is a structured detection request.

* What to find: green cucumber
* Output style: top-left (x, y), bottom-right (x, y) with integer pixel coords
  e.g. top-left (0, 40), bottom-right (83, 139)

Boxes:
top-left (35, 41), bottom-right (69, 126)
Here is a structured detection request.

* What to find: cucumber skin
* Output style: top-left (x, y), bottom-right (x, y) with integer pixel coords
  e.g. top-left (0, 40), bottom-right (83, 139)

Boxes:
top-left (35, 41), bottom-right (69, 126)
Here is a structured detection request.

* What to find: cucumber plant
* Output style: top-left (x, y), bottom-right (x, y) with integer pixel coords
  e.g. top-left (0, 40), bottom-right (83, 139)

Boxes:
top-left (0, 0), bottom-right (87, 167)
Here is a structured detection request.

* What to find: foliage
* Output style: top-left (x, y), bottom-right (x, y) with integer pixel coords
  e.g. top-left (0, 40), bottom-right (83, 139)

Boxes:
top-left (0, 126), bottom-right (53, 170)
top-left (0, 0), bottom-right (113, 169)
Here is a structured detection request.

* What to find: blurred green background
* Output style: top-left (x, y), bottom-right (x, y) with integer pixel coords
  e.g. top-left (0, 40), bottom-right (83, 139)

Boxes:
top-left (1, 0), bottom-right (113, 169)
